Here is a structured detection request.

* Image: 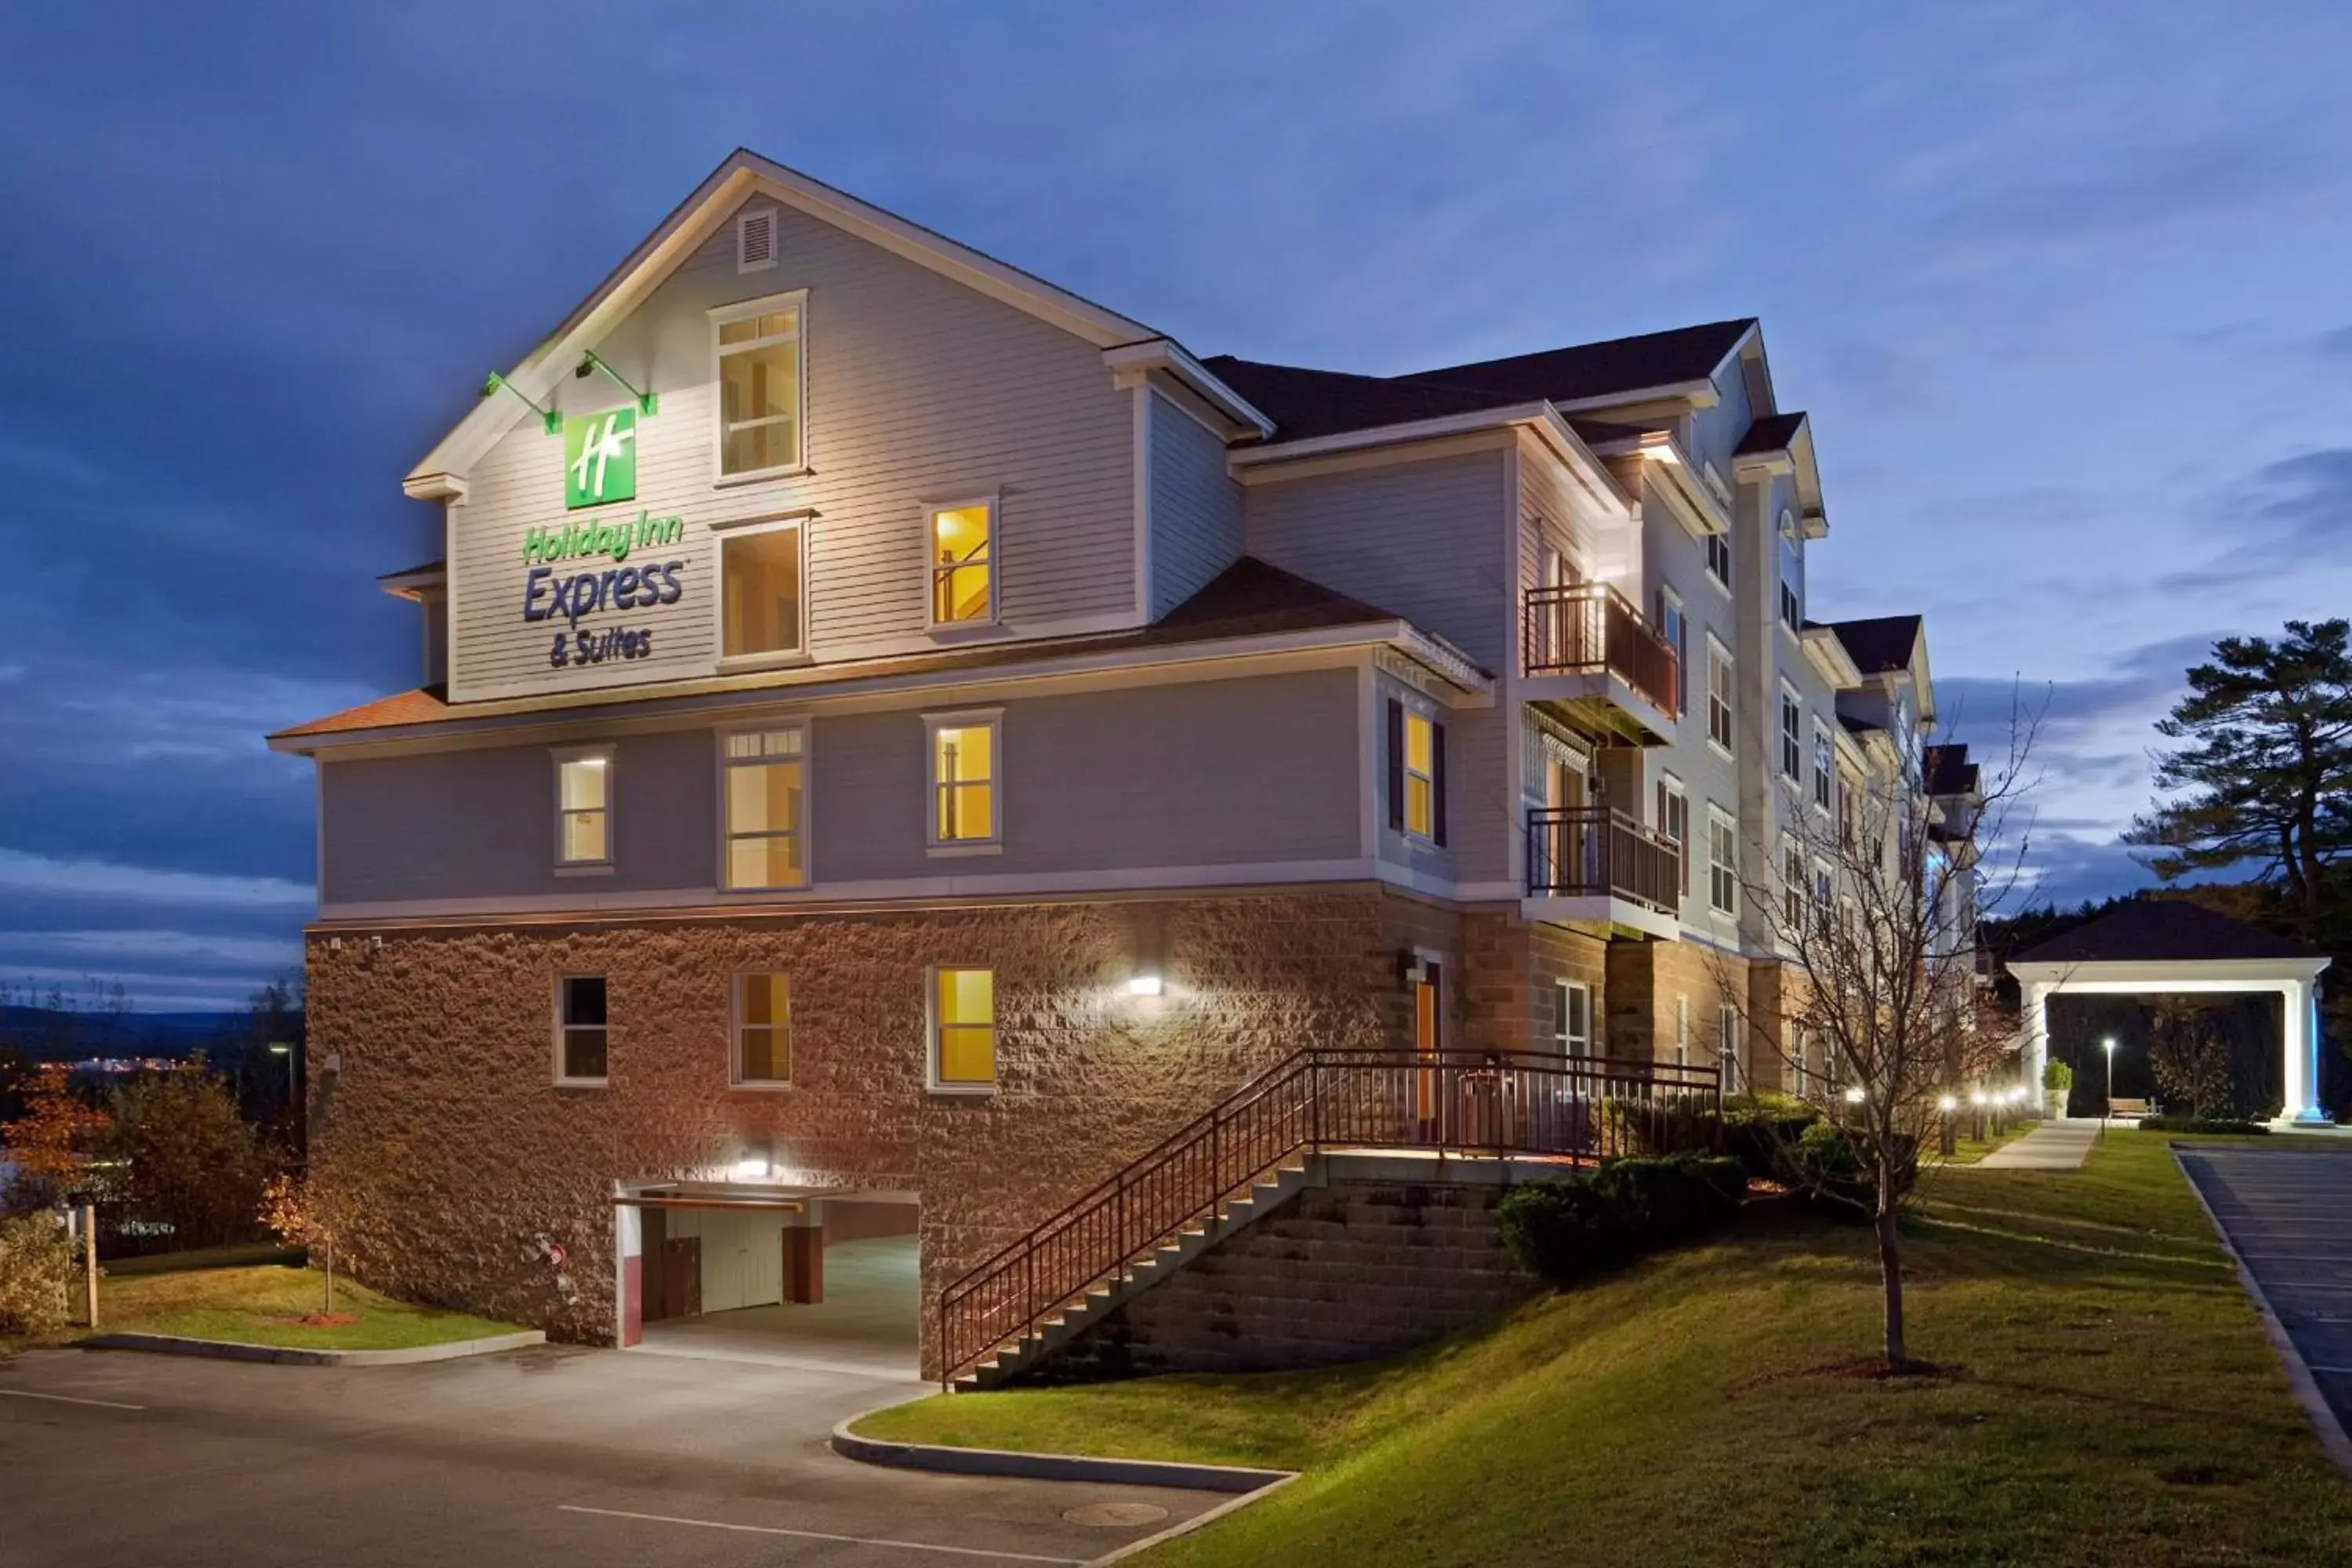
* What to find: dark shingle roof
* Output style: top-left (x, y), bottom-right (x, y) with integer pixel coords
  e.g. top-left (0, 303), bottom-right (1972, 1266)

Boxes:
top-left (1206, 320), bottom-right (1759, 443)
top-left (1922, 743), bottom-right (1980, 797)
top-left (1201, 358), bottom-right (1519, 441)
top-left (1733, 412), bottom-right (1808, 456)
top-left (1392, 319), bottom-right (1757, 407)
top-left (1831, 615), bottom-right (1924, 675)
top-left (278, 559), bottom-right (1427, 741)
top-left (2011, 900), bottom-right (2321, 965)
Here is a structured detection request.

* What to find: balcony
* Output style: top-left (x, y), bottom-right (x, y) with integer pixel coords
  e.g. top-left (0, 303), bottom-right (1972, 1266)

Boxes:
top-left (1525, 805), bottom-right (1682, 938)
top-left (1521, 583), bottom-right (1680, 743)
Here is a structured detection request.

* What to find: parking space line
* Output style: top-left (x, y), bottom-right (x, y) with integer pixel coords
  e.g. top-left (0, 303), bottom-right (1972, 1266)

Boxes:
top-left (557, 1504), bottom-right (1087, 1563)
top-left (0, 1388), bottom-right (145, 1411)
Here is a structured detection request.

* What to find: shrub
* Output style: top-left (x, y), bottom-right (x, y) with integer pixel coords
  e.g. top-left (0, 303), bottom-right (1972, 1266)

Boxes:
top-left (1791, 1121), bottom-right (1918, 1220)
top-left (2044, 1058), bottom-right (2074, 1094)
top-left (2138, 1115), bottom-right (2270, 1136)
top-left (1720, 1094), bottom-right (1823, 1184)
top-left (1596, 1092), bottom-right (1726, 1157)
top-left (1498, 1154), bottom-right (1744, 1285)
top-left (0, 1210), bottom-right (72, 1337)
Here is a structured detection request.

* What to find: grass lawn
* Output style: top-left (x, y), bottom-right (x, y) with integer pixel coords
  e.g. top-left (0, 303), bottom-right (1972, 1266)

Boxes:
top-left (13, 1261), bottom-right (522, 1354)
top-left (1929, 1116), bottom-right (2038, 1166)
top-left (858, 1131), bottom-right (2352, 1566)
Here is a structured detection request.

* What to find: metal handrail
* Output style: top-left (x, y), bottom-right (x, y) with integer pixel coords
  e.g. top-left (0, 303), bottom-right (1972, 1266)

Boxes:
top-left (1523, 582), bottom-right (1681, 719)
top-left (1526, 804), bottom-right (1681, 914)
top-left (935, 1046), bottom-right (1721, 1387)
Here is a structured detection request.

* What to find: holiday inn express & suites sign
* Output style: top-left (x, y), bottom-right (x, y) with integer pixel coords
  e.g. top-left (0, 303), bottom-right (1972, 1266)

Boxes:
top-left (564, 408), bottom-right (637, 510)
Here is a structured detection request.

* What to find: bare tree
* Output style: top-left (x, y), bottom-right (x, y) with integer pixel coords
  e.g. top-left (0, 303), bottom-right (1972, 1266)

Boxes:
top-left (1711, 702), bottom-right (2040, 1370)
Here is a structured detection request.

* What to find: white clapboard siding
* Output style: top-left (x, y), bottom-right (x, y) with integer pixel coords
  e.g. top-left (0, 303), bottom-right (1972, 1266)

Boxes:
top-left (449, 198), bottom-right (1135, 702)
top-left (1147, 391), bottom-right (1244, 617)
top-left (1241, 448), bottom-right (1509, 669)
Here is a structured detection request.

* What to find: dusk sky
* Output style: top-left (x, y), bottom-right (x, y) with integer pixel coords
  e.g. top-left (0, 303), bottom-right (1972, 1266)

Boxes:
top-left (5, 3), bottom-right (2350, 1011)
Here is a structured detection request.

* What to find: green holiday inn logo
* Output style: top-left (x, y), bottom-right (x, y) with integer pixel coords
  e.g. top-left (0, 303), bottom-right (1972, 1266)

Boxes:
top-left (564, 408), bottom-right (637, 510)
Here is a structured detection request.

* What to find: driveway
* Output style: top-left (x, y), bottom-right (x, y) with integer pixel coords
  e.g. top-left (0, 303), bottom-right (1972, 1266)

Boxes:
top-left (0, 1341), bottom-right (1230, 1566)
top-left (2180, 1145), bottom-right (2352, 1440)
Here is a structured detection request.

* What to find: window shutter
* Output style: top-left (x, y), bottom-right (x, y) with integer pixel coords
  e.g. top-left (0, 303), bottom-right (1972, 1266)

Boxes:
top-left (1432, 720), bottom-right (1448, 847)
top-left (738, 210), bottom-right (777, 273)
top-left (1385, 699), bottom-right (1405, 832)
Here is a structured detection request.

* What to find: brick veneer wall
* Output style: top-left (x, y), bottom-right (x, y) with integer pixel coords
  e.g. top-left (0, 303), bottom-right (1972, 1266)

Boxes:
top-left (304, 884), bottom-right (1469, 1376)
top-left (1604, 935), bottom-right (1742, 1064)
top-left (1462, 913), bottom-right (1608, 1055)
top-left (1036, 1174), bottom-right (1538, 1381)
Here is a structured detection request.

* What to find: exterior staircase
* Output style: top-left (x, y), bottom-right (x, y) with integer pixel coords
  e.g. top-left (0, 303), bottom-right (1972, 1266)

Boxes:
top-left (935, 1045), bottom-right (1721, 1390)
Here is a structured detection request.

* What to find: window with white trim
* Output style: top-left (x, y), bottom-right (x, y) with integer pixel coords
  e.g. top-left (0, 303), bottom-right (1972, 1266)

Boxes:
top-left (721, 727), bottom-right (807, 890)
top-left (1655, 775), bottom-right (1689, 897)
top-left (718, 520), bottom-right (805, 659)
top-left (1813, 862), bottom-right (1835, 931)
top-left (733, 973), bottom-right (790, 1086)
top-left (556, 975), bottom-right (608, 1085)
top-left (1719, 1001), bottom-right (1743, 1093)
top-left (1655, 585), bottom-right (1687, 713)
top-left (927, 713), bottom-right (1000, 848)
top-left (1555, 981), bottom-right (1592, 1058)
top-left (1813, 722), bottom-right (1834, 811)
top-left (554, 748), bottom-right (612, 866)
top-left (1707, 640), bottom-right (1734, 753)
top-left (1704, 529), bottom-right (1731, 590)
top-left (1788, 1022), bottom-right (1808, 1098)
top-left (1708, 809), bottom-right (1737, 916)
top-left (1403, 710), bottom-right (1437, 840)
top-left (929, 965), bottom-right (996, 1091)
top-left (713, 294), bottom-right (804, 478)
top-left (926, 499), bottom-right (996, 626)
top-left (1674, 994), bottom-right (1690, 1067)
top-left (1838, 771), bottom-right (1860, 848)
top-left (1783, 837), bottom-right (1806, 930)
top-left (1778, 520), bottom-right (1803, 633)
top-left (1780, 685), bottom-right (1803, 781)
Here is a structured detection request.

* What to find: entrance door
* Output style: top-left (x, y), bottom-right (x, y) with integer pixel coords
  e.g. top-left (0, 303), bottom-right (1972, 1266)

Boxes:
top-left (1413, 961), bottom-right (1443, 1139)
top-left (660, 1236), bottom-right (702, 1319)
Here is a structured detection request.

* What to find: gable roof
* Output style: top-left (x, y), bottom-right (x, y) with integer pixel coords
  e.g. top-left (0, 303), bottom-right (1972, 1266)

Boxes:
top-left (1831, 615), bottom-right (1924, 676)
top-left (1200, 357), bottom-right (1519, 442)
top-left (406, 148), bottom-right (1206, 499)
top-left (273, 558), bottom-right (1456, 746)
top-left (1392, 319), bottom-right (1758, 408)
top-left (2010, 899), bottom-right (2321, 966)
top-left (1735, 411), bottom-right (1809, 456)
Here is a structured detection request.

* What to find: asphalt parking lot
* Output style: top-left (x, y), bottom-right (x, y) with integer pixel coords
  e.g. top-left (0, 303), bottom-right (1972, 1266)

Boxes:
top-left (2180, 1145), bottom-right (2352, 1439)
top-left (0, 1341), bottom-right (1229, 1567)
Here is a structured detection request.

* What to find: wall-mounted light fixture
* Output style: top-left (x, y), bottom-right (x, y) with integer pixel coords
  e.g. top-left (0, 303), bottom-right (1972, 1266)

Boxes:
top-left (1128, 906), bottom-right (1170, 1003)
top-left (1127, 974), bottom-right (1163, 998)
top-left (731, 1155), bottom-right (771, 1181)
top-left (575, 350), bottom-right (660, 416)
top-left (481, 370), bottom-right (562, 435)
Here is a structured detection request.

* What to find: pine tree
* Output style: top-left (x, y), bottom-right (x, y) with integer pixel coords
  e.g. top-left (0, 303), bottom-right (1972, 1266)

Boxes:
top-left (2128, 619), bottom-right (2352, 936)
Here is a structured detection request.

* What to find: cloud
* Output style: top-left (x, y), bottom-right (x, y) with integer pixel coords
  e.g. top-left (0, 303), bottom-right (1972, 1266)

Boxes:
top-left (2241, 448), bottom-right (2352, 546)
top-left (0, 851), bottom-right (310, 911)
top-left (1936, 138), bottom-right (2296, 246)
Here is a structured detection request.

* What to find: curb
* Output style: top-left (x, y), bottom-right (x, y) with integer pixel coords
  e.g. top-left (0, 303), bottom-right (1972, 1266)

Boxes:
top-left (829, 1414), bottom-right (1293, 1496)
top-left (2174, 1148), bottom-right (2352, 1482)
top-left (82, 1329), bottom-right (546, 1367)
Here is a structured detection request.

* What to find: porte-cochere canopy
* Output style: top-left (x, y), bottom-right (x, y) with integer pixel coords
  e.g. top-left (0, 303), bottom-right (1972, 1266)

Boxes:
top-left (2008, 900), bottom-right (2332, 1126)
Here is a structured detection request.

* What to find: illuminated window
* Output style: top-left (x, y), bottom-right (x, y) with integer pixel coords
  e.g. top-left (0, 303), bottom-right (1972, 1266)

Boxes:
top-left (927, 713), bottom-right (1000, 848)
top-left (927, 499), bottom-right (996, 626)
top-left (713, 295), bottom-right (804, 478)
top-left (1404, 711), bottom-right (1436, 839)
top-left (554, 750), bottom-right (611, 866)
top-left (733, 974), bottom-right (790, 1086)
top-left (930, 966), bottom-right (996, 1089)
top-left (721, 728), bottom-right (806, 890)
top-left (1707, 639), bottom-right (1733, 753)
top-left (557, 975), bottom-right (607, 1085)
top-left (719, 522), bottom-right (804, 659)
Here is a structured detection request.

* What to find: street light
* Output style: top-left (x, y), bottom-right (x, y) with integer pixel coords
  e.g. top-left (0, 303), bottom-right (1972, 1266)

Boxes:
top-left (2100, 1036), bottom-right (2118, 1141)
top-left (268, 1042), bottom-right (295, 1108)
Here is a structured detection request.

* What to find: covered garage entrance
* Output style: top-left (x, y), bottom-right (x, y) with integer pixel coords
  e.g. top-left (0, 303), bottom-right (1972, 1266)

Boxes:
top-left (615, 1183), bottom-right (920, 1377)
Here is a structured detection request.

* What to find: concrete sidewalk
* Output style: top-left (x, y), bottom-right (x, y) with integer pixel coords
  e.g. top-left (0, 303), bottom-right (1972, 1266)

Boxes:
top-left (1974, 1118), bottom-right (2100, 1171)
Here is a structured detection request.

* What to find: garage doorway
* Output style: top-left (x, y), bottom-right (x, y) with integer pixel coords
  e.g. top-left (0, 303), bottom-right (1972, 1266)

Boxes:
top-left (617, 1187), bottom-right (920, 1377)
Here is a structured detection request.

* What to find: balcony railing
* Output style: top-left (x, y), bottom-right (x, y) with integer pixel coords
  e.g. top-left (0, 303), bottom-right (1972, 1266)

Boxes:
top-left (1523, 583), bottom-right (1681, 720)
top-left (1526, 805), bottom-right (1681, 916)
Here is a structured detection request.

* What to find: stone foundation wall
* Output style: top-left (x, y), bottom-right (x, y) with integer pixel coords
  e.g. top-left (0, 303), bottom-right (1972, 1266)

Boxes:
top-left (1036, 1172), bottom-right (1537, 1381)
top-left (305, 884), bottom-right (1473, 1375)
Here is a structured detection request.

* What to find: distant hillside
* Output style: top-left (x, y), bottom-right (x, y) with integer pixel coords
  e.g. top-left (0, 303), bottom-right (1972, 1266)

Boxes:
top-left (0, 1007), bottom-right (263, 1062)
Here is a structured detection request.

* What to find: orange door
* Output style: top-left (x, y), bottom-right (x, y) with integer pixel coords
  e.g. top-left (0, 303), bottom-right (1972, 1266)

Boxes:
top-left (1414, 963), bottom-right (1442, 1137)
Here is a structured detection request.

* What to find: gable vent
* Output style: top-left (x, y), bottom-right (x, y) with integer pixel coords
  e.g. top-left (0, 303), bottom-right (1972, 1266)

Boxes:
top-left (737, 209), bottom-right (777, 274)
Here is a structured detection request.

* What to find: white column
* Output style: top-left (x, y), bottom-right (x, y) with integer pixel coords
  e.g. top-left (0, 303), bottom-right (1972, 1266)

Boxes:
top-left (2025, 981), bottom-right (2051, 1112)
top-left (2285, 978), bottom-right (2326, 1124)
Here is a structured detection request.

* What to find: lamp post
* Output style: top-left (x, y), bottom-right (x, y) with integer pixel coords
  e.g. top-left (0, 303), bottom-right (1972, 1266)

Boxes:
top-left (1938, 1094), bottom-right (1958, 1157)
top-left (2100, 1036), bottom-right (2118, 1139)
top-left (268, 1042), bottom-right (295, 1112)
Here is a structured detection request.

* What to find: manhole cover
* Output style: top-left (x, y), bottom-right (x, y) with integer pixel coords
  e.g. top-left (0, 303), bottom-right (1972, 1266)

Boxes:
top-left (1062, 1502), bottom-right (1169, 1527)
